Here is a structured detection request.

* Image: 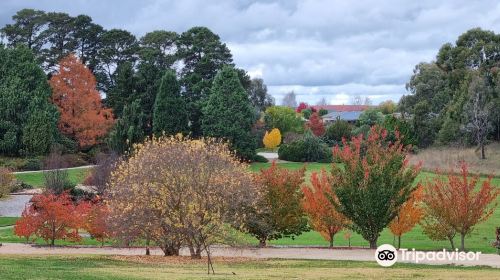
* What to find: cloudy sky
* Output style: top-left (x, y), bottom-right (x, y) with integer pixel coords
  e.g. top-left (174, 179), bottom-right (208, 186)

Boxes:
top-left (2, 0), bottom-right (500, 105)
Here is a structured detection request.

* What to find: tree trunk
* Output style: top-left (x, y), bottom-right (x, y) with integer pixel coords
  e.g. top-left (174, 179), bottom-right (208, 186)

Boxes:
top-left (369, 238), bottom-right (378, 249)
top-left (481, 143), bottom-right (486, 159)
top-left (449, 237), bottom-right (455, 250)
top-left (259, 238), bottom-right (267, 247)
top-left (146, 239), bottom-right (150, 256)
top-left (460, 233), bottom-right (466, 251)
top-left (397, 235), bottom-right (401, 249)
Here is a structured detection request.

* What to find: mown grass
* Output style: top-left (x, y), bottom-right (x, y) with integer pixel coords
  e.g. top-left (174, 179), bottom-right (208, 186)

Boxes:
top-left (0, 217), bottom-right (18, 227)
top-left (14, 167), bottom-right (90, 187)
top-left (0, 255), bottom-right (499, 280)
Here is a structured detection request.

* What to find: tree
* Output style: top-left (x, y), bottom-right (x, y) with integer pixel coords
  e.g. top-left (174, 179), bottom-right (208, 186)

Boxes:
top-left (139, 30), bottom-right (178, 69)
top-left (0, 168), bottom-right (14, 198)
top-left (201, 66), bottom-right (257, 160)
top-left (421, 212), bottom-right (457, 250)
top-left (84, 199), bottom-right (110, 246)
top-left (358, 108), bottom-right (384, 127)
top-left (324, 118), bottom-right (352, 144)
top-left (85, 153), bottom-right (119, 195)
top-left (378, 100), bottom-right (396, 114)
top-left (389, 186), bottom-right (423, 249)
top-left (264, 106), bottom-right (303, 134)
top-left (248, 78), bottom-right (274, 112)
top-left (14, 192), bottom-right (83, 245)
top-left (245, 163), bottom-right (308, 246)
top-left (296, 102), bottom-right (308, 113)
top-left (307, 112), bottom-right (325, 136)
top-left (14, 206), bottom-right (40, 243)
top-left (331, 126), bottom-right (420, 248)
top-left (263, 128), bottom-right (281, 149)
top-left (1, 9), bottom-right (48, 56)
top-left (281, 91), bottom-right (297, 108)
top-left (302, 169), bottom-right (349, 247)
top-left (0, 45), bottom-right (58, 156)
top-left (178, 27), bottom-right (233, 137)
top-left (43, 149), bottom-right (71, 195)
top-left (50, 54), bottom-right (114, 149)
top-left (302, 108), bottom-right (313, 119)
top-left (317, 97), bottom-right (328, 106)
top-left (422, 161), bottom-right (499, 251)
top-left (107, 100), bottom-right (145, 154)
top-left (105, 62), bottom-right (138, 118)
top-left (71, 15), bottom-right (103, 70)
top-left (107, 136), bottom-right (257, 263)
top-left (153, 70), bottom-right (189, 136)
top-left (40, 12), bottom-right (77, 72)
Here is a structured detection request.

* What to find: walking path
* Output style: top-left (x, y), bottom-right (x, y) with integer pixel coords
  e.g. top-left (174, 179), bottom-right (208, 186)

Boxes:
top-left (1, 243), bottom-right (499, 268)
top-left (0, 195), bottom-right (31, 216)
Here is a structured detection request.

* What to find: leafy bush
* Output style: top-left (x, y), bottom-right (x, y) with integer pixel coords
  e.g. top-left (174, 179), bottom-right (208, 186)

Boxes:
top-left (278, 131), bottom-right (332, 162)
top-left (253, 154), bottom-right (269, 163)
top-left (324, 118), bottom-right (352, 146)
top-left (0, 167), bottom-right (14, 197)
top-left (263, 128), bottom-right (281, 149)
top-left (9, 180), bottom-right (34, 193)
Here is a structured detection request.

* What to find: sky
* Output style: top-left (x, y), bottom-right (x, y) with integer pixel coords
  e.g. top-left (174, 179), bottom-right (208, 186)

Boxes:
top-left (2, 0), bottom-right (500, 105)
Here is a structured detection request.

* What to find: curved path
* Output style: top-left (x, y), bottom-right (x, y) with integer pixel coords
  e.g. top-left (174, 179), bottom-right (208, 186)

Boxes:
top-left (0, 195), bottom-right (32, 216)
top-left (1, 243), bottom-right (499, 268)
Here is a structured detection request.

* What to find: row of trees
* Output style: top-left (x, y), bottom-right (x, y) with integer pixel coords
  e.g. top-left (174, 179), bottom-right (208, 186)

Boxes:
top-left (0, 9), bottom-right (275, 160)
top-left (401, 28), bottom-right (500, 156)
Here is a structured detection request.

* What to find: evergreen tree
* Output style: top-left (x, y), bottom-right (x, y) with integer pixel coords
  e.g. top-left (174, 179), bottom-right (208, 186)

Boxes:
top-left (108, 100), bottom-right (145, 154)
top-left (106, 62), bottom-right (138, 118)
top-left (153, 70), bottom-right (189, 136)
top-left (202, 66), bottom-right (256, 160)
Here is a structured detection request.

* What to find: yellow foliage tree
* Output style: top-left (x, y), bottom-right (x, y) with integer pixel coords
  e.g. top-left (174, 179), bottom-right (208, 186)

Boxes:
top-left (263, 128), bottom-right (281, 149)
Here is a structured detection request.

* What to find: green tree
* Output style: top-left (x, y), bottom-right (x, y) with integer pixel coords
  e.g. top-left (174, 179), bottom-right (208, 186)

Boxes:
top-left (324, 118), bottom-right (352, 144)
top-left (107, 100), bottom-right (145, 154)
top-left (358, 108), bottom-right (384, 127)
top-left (105, 62), bottom-right (138, 118)
top-left (248, 78), bottom-right (274, 112)
top-left (153, 71), bottom-right (189, 136)
top-left (178, 27), bottom-right (233, 137)
top-left (201, 66), bottom-right (256, 160)
top-left (264, 106), bottom-right (304, 134)
top-left (0, 9), bottom-right (47, 56)
top-left (0, 45), bottom-right (58, 156)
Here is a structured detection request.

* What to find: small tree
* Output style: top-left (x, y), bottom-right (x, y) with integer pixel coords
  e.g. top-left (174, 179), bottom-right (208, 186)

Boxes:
top-left (263, 128), bottom-right (281, 149)
top-left (420, 214), bottom-right (457, 250)
top-left (389, 186), bottom-right (424, 248)
top-left (245, 162), bottom-right (308, 246)
top-left (307, 112), bottom-right (325, 136)
top-left (302, 169), bottom-right (349, 247)
top-left (422, 161), bottom-right (499, 251)
top-left (296, 102), bottom-right (308, 113)
top-left (85, 153), bottom-right (119, 195)
top-left (0, 167), bottom-right (14, 198)
top-left (14, 206), bottom-right (40, 243)
top-left (331, 126), bottom-right (420, 248)
top-left (84, 199), bottom-right (110, 246)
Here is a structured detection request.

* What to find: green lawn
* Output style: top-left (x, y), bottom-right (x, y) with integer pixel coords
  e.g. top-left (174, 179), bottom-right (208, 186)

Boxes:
top-left (14, 167), bottom-right (90, 187)
top-left (0, 255), bottom-right (499, 280)
top-left (0, 217), bottom-right (18, 227)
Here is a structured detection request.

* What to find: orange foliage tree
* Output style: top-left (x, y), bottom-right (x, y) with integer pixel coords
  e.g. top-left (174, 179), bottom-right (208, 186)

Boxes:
top-left (307, 112), bottom-right (325, 136)
top-left (14, 192), bottom-right (86, 245)
top-left (422, 161), bottom-right (499, 251)
top-left (50, 54), bottom-right (114, 149)
top-left (84, 199), bottom-right (110, 246)
top-left (389, 186), bottom-right (424, 248)
top-left (302, 169), bottom-right (349, 247)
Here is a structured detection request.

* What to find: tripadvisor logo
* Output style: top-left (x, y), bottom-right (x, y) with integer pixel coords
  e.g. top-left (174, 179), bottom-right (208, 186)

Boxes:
top-left (375, 244), bottom-right (481, 267)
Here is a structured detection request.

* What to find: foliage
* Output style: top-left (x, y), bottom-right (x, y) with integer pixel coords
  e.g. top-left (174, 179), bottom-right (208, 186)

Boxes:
top-left (307, 112), bottom-right (326, 136)
top-left (422, 161), bottom-right (499, 250)
top-left (107, 136), bottom-right (258, 258)
top-left (302, 108), bottom-right (313, 119)
top-left (263, 128), bottom-right (282, 149)
top-left (83, 199), bottom-right (110, 246)
top-left (330, 126), bottom-right (420, 248)
top-left (245, 162), bottom-right (308, 246)
top-left (105, 62), bottom-right (138, 118)
top-left (153, 70), bottom-right (189, 136)
top-left (14, 192), bottom-right (86, 245)
top-left (248, 78), bottom-right (274, 112)
top-left (43, 150), bottom-right (72, 194)
top-left (201, 66), bottom-right (257, 160)
top-left (50, 54), bottom-right (114, 149)
top-left (278, 131), bottom-right (332, 163)
top-left (382, 115), bottom-right (417, 147)
top-left (378, 100), bottom-right (396, 114)
top-left (0, 45), bottom-right (58, 156)
top-left (318, 108), bottom-right (328, 117)
top-left (357, 108), bottom-right (384, 127)
top-left (296, 102), bottom-right (308, 113)
top-left (84, 153), bottom-right (119, 195)
top-left (324, 118), bottom-right (352, 145)
top-left (389, 186), bottom-right (424, 248)
top-left (302, 169), bottom-right (349, 247)
top-left (0, 167), bottom-right (14, 198)
top-left (264, 106), bottom-right (304, 134)
top-left (107, 100), bottom-right (145, 154)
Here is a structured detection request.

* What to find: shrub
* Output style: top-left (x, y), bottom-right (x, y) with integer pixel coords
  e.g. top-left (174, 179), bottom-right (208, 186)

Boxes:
top-left (9, 180), bottom-right (33, 193)
top-left (253, 154), bottom-right (269, 163)
top-left (43, 150), bottom-right (72, 194)
top-left (263, 128), bottom-right (282, 149)
top-left (24, 157), bottom-right (42, 171)
top-left (324, 118), bottom-right (352, 146)
top-left (0, 167), bottom-right (14, 198)
top-left (307, 112), bottom-right (325, 136)
top-left (278, 131), bottom-right (332, 162)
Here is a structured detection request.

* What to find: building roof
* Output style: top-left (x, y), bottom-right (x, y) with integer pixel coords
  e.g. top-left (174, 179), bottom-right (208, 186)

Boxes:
top-left (310, 105), bottom-right (370, 112)
top-left (323, 111), bottom-right (363, 122)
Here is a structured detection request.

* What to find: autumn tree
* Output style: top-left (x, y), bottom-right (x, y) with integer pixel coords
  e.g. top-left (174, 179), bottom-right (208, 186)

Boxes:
top-left (84, 199), bottom-right (110, 246)
top-left (420, 214), bottom-right (457, 250)
top-left (14, 192), bottom-right (84, 245)
top-left (296, 102), bottom-right (308, 113)
top-left (422, 161), bottom-right (499, 251)
top-left (307, 112), bottom-right (325, 136)
top-left (50, 54), bottom-right (114, 149)
top-left (263, 128), bottom-right (281, 149)
top-left (107, 136), bottom-right (258, 262)
top-left (302, 169), bottom-right (349, 247)
top-left (245, 163), bottom-right (308, 246)
top-left (0, 168), bottom-right (14, 198)
top-left (389, 186), bottom-right (424, 248)
top-left (331, 126), bottom-right (420, 248)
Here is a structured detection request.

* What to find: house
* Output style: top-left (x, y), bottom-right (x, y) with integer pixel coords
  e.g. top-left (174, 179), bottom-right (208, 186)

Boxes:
top-left (307, 105), bottom-right (370, 123)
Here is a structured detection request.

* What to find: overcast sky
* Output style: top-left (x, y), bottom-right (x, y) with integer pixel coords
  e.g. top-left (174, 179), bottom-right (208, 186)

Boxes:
top-left (2, 0), bottom-right (500, 105)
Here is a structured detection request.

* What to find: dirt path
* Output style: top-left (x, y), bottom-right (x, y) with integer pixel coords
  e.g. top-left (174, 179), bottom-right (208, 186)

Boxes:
top-left (1, 243), bottom-right (499, 268)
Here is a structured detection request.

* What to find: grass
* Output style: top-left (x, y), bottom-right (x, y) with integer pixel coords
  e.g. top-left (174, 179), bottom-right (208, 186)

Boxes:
top-left (14, 167), bottom-right (90, 187)
top-left (0, 217), bottom-right (18, 227)
top-left (0, 255), bottom-right (499, 279)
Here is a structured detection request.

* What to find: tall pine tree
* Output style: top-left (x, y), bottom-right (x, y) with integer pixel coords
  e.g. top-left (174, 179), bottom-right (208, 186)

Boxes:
top-left (107, 100), bottom-right (145, 154)
top-left (153, 70), bottom-right (188, 136)
top-left (202, 66), bottom-right (256, 160)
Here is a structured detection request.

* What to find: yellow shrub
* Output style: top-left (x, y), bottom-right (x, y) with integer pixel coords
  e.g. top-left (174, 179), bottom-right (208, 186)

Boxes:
top-left (263, 128), bottom-right (282, 149)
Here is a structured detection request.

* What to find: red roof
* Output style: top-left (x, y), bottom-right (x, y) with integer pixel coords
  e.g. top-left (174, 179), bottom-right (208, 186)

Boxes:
top-left (309, 105), bottom-right (370, 112)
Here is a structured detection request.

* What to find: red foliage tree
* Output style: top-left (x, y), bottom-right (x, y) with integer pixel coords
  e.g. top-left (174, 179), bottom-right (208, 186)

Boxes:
top-left (423, 161), bottom-right (499, 251)
top-left (307, 112), bottom-right (325, 136)
top-left (84, 199), bottom-right (110, 246)
top-left (50, 54), bottom-right (114, 148)
top-left (14, 192), bottom-right (83, 245)
top-left (302, 169), bottom-right (349, 247)
top-left (296, 102), bottom-right (308, 113)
